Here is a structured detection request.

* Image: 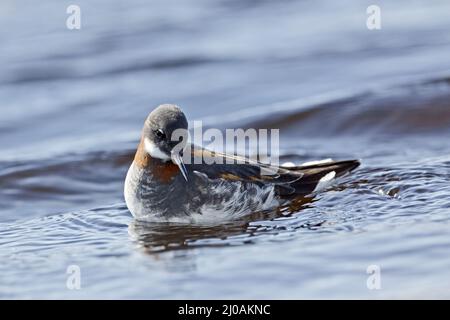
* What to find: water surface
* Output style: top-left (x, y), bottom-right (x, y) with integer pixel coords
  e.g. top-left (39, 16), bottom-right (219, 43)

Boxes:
top-left (1, 0), bottom-right (450, 298)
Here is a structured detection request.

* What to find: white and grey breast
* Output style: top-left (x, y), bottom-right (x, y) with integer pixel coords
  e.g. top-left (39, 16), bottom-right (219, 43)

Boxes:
top-left (124, 162), bottom-right (278, 221)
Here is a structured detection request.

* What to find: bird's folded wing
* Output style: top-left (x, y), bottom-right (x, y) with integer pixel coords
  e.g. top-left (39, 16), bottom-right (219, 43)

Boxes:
top-left (185, 144), bottom-right (302, 184)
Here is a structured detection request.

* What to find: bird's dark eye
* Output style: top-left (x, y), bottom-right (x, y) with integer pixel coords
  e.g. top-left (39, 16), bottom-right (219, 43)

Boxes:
top-left (155, 129), bottom-right (166, 139)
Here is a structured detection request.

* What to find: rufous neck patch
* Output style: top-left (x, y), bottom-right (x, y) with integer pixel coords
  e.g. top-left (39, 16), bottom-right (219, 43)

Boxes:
top-left (134, 137), bottom-right (180, 182)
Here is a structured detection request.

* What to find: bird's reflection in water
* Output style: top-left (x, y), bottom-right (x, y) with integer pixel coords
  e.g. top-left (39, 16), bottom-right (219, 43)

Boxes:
top-left (128, 195), bottom-right (317, 254)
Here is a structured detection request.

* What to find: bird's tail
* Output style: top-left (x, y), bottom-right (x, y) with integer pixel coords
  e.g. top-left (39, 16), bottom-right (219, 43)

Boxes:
top-left (277, 159), bottom-right (360, 198)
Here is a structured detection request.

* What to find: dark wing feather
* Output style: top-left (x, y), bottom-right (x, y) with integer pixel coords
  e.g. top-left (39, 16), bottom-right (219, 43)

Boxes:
top-left (185, 144), bottom-right (360, 198)
top-left (185, 144), bottom-right (302, 184)
top-left (277, 159), bottom-right (361, 198)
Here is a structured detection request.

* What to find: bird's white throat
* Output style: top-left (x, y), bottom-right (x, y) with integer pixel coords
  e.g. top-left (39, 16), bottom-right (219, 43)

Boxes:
top-left (144, 137), bottom-right (170, 161)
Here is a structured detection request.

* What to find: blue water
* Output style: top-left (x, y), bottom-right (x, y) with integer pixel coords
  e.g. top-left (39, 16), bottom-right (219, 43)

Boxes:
top-left (1, 0), bottom-right (450, 298)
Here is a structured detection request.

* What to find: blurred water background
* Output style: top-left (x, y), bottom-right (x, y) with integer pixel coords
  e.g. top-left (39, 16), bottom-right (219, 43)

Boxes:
top-left (1, 0), bottom-right (450, 298)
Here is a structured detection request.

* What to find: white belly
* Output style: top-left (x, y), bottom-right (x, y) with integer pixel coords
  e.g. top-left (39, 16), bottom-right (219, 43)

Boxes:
top-left (124, 161), bottom-right (279, 223)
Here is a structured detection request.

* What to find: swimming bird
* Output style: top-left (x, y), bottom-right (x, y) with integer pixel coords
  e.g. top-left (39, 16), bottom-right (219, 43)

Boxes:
top-left (124, 104), bottom-right (360, 221)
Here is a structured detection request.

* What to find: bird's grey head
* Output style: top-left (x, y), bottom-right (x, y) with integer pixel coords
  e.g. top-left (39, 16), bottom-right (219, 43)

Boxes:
top-left (142, 104), bottom-right (189, 180)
